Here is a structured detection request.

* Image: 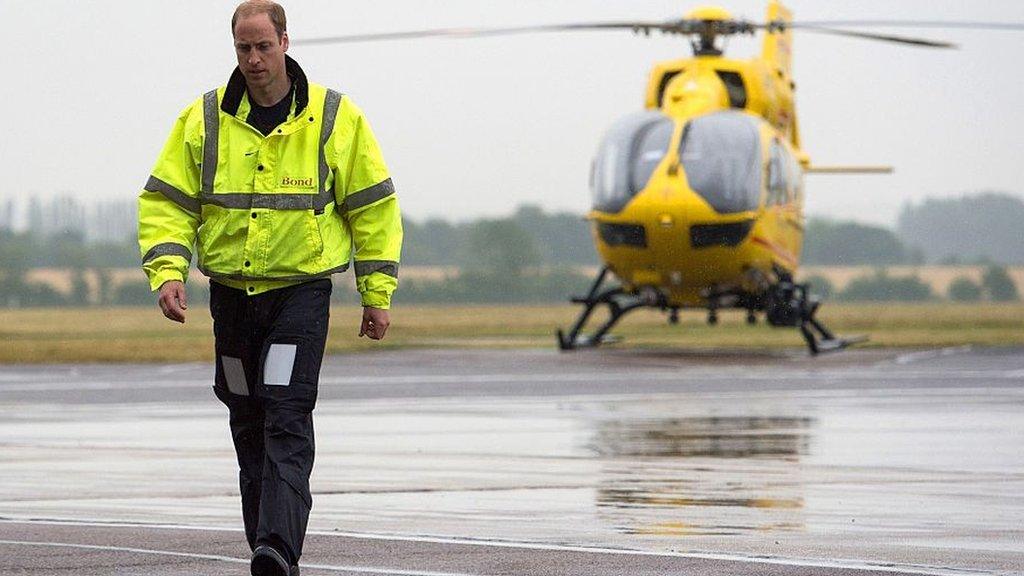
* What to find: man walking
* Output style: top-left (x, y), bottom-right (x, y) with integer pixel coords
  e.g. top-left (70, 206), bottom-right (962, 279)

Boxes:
top-left (138, 2), bottom-right (402, 574)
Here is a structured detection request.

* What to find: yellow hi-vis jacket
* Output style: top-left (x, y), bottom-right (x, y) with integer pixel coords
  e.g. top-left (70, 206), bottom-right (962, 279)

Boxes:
top-left (138, 56), bottom-right (402, 308)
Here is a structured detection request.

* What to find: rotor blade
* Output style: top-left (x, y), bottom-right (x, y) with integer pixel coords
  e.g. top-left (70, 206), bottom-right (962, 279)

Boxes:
top-left (292, 18), bottom-right (1024, 47)
top-left (788, 20), bottom-right (1024, 31)
top-left (790, 26), bottom-right (957, 48)
top-left (292, 21), bottom-right (678, 46)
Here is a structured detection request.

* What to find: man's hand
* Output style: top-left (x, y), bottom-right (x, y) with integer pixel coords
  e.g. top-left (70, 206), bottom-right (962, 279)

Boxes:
top-left (157, 280), bottom-right (188, 323)
top-left (359, 307), bottom-right (390, 340)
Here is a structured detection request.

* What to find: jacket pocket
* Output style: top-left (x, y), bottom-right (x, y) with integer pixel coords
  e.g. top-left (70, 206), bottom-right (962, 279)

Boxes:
top-left (197, 209), bottom-right (229, 270)
top-left (264, 209), bottom-right (324, 276)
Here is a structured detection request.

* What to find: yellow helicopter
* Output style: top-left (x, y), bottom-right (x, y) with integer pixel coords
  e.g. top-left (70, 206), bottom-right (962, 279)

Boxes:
top-left (295, 3), bottom-right (1024, 354)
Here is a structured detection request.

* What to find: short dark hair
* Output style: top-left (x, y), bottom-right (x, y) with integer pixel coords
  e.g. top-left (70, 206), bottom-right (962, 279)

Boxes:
top-left (232, 0), bottom-right (287, 40)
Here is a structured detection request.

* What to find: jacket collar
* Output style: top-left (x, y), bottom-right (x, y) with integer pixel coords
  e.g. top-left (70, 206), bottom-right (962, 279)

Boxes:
top-left (222, 54), bottom-right (309, 118)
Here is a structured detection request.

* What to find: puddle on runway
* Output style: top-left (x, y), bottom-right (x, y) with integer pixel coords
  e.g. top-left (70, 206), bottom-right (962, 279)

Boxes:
top-left (589, 416), bottom-right (813, 536)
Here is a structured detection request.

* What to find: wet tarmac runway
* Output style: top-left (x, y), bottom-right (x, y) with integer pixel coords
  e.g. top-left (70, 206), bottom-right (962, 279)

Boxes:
top-left (1, 346), bottom-right (1022, 575)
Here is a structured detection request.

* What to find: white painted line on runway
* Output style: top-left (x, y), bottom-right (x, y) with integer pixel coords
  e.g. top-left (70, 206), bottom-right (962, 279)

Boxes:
top-left (339, 385), bottom-right (1024, 411)
top-left (894, 346), bottom-right (973, 365)
top-left (319, 369), bottom-right (1024, 386)
top-left (0, 518), bottom-right (1000, 576)
top-left (1, 367), bottom-right (1022, 393)
top-left (0, 379), bottom-right (211, 392)
top-left (304, 561), bottom-right (493, 576)
top-left (0, 373), bottom-right (56, 382)
top-left (0, 539), bottom-right (248, 566)
top-left (155, 364), bottom-right (207, 374)
top-left (305, 531), bottom-right (1000, 576)
top-left (0, 539), bottom-right (493, 576)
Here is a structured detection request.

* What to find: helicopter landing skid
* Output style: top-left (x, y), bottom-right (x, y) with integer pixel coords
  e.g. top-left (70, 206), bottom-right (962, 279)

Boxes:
top-left (797, 301), bottom-right (867, 354)
top-left (557, 268), bottom-right (866, 355)
top-left (768, 280), bottom-right (868, 355)
top-left (557, 267), bottom-right (646, 350)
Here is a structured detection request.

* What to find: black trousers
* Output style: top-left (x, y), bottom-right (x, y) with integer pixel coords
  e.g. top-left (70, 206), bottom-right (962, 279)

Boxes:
top-left (209, 279), bottom-right (331, 567)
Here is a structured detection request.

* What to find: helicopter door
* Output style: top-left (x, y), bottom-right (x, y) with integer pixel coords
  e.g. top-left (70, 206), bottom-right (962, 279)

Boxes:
top-left (679, 111), bottom-right (762, 214)
top-left (591, 111), bottom-right (675, 214)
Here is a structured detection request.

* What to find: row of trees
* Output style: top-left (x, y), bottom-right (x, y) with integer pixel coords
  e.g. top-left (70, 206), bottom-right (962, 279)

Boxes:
top-left (805, 265), bottom-right (1019, 302)
top-left (399, 211), bottom-right (593, 303)
top-left (764, 192), bottom-right (1024, 266)
top-left (3, 193), bottom-right (1022, 271)
top-left (898, 193), bottom-right (1024, 265)
top-left (405, 193), bottom-right (1024, 268)
top-left (802, 219), bottom-right (921, 265)
top-left (412, 193), bottom-right (1024, 268)
top-left (403, 205), bottom-right (596, 267)
top-left (1, 195), bottom-right (1022, 307)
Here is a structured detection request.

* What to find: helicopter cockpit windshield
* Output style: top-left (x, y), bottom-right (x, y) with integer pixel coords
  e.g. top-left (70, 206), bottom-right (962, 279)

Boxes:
top-left (679, 111), bottom-right (762, 214)
top-left (590, 111), bottom-right (674, 213)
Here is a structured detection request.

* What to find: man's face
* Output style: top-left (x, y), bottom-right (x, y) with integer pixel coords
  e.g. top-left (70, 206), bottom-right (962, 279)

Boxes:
top-left (233, 13), bottom-right (289, 92)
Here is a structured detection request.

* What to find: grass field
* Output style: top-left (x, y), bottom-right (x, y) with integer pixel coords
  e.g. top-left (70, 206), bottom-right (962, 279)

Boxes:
top-left (1, 303), bottom-right (1022, 363)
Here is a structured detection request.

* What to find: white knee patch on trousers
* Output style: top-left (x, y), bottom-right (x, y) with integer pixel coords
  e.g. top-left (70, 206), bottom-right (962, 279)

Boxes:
top-left (221, 356), bottom-right (248, 396)
top-left (264, 344), bottom-right (297, 386)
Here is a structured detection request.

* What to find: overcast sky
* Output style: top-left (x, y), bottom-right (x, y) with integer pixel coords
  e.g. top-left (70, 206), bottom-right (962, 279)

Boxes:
top-left (1, 0), bottom-right (1022, 226)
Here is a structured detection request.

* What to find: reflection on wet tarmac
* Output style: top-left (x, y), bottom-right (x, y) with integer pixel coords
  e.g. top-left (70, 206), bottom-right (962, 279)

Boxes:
top-left (592, 416), bottom-right (813, 536)
top-left (619, 520), bottom-right (805, 537)
top-left (598, 491), bottom-right (803, 509)
top-left (589, 416), bottom-right (813, 458)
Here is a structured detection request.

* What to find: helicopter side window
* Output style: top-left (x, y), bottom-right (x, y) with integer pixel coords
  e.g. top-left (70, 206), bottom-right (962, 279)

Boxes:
top-left (767, 140), bottom-right (790, 206)
top-left (679, 111), bottom-right (762, 213)
top-left (591, 111), bottom-right (674, 213)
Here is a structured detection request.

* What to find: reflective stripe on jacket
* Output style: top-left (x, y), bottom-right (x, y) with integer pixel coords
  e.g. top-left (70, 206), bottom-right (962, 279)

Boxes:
top-left (138, 56), bottom-right (402, 308)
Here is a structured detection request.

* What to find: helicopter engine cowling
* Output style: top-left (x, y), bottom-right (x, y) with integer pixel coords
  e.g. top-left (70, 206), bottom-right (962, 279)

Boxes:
top-left (662, 68), bottom-right (732, 117)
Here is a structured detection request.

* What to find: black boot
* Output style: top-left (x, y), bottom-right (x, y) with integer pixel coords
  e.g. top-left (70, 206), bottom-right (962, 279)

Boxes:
top-left (251, 545), bottom-right (290, 576)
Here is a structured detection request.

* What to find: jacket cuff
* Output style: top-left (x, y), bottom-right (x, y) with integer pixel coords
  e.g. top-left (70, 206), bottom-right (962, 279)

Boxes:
top-left (150, 269), bottom-right (186, 292)
top-left (360, 290), bottom-right (391, 309)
